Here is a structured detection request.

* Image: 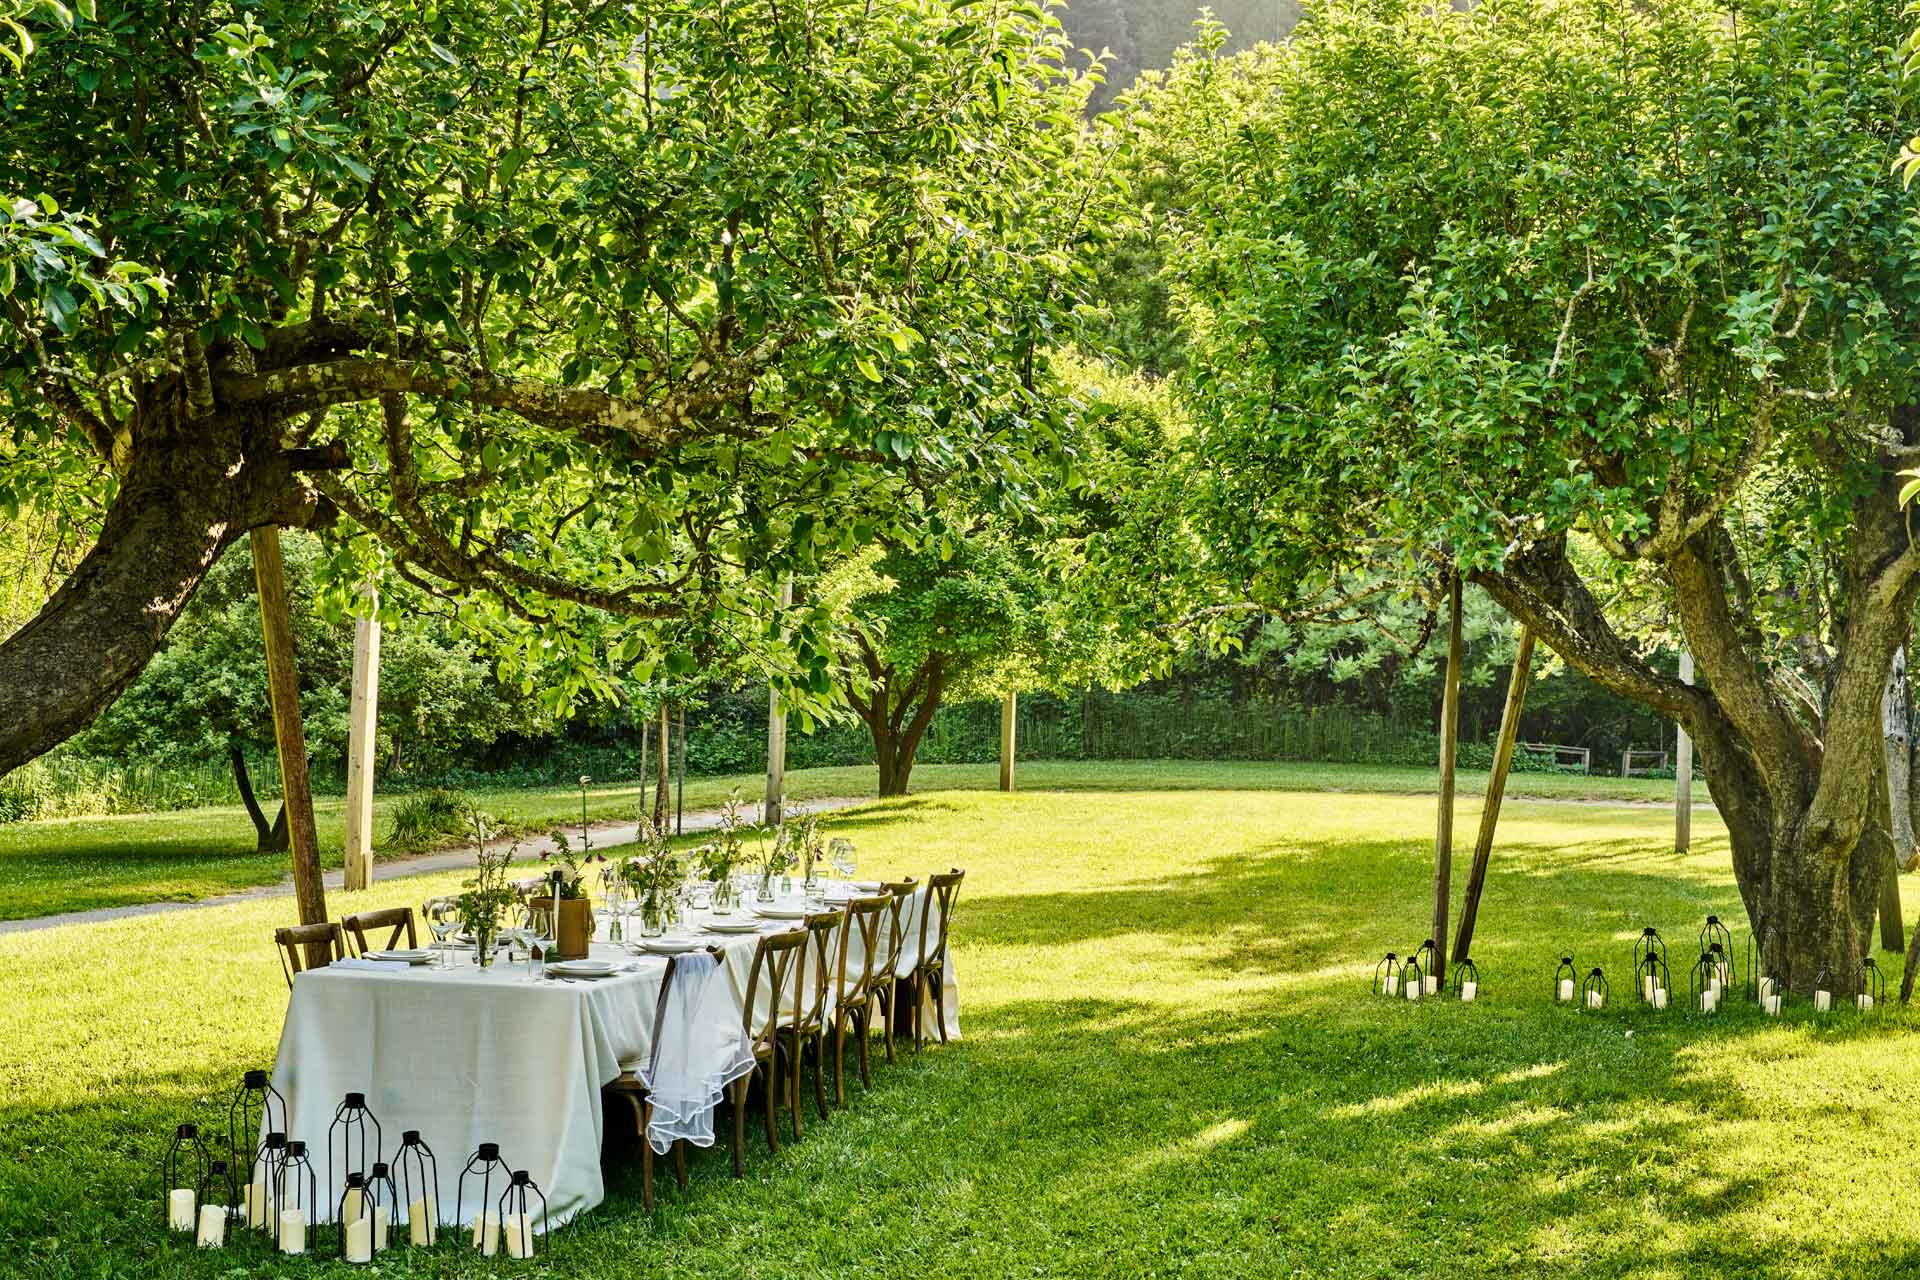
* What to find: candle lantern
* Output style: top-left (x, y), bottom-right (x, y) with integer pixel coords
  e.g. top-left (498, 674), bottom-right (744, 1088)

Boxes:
top-left (365, 1161), bottom-right (399, 1252)
top-left (1700, 914), bottom-right (1733, 959)
top-left (1553, 954), bottom-right (1578, 1004)
top-left (395, 1130), bottom-right (441, 1246)
top-left (1812, 965), bottom-right (1834, 1014)
top-left (1635, 951), bottom-right (1672, 1009)
top-left (1401, 953), bottom-right (1425, 1003)
top-left (163, 1123), bottom-right (211, 1230)
top-left (227, 1069), bottom-right (285, 1183)
top-left (199, 1158), bottom-right (239, 1223)
top-left (1373, 952), bottom-right (1403, 997)
top-left (1452, 956), bottom-right (1482, 1002)
top-left (1688, 952), bottom-right (1722, 1014)
top-left (456, 1141), bottom-right (511, 1249)
top-left (1705, 940), bottom-right (1735, 994)
top-left (251, 1132), bottom-right (289, 1233)
top-left (337, 1173), bottom-right (374, 1263)
top-left (1859, 957), bottom-right (1885, 1011)
top-left (1633, 927), bottom-right (1667, 975)
top-left (277, 1140), bottom-right (319, 1253)
top-left (1413, 938), bottom-right (1440, 994)
top-left (1581, 967), bottom-right (1608, 1010)
top-left (1759, 965), bottom-right (1789, 1016)
top-left (495, 1170), bottom-right (550, 1259)
top-left (328, 1091), bottom-right (384, 1208)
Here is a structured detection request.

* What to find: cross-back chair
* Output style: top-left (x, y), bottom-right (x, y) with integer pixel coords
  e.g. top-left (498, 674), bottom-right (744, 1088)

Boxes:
top-left (604, 946), bottom-right (722, 1209)
top-left (829, 895), bottom-right (892, 1104)
top-left (909, 869), bottom-right (965, 1051)
top-left (780, 911), bottom-right (841, 1131)
top-left (871, 878), bottom-right (917, 1062)
top-left (274, 922), bottom-right (347, 988)
top-left (340, 907), bottom-right (417, 956)
top-left (728, 928), bottom-right (808, 1176)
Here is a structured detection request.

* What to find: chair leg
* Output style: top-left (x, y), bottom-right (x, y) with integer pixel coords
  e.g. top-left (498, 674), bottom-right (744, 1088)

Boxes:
top-left (912, 972), bottom-right (926, 1054)
top-left (672, 1138), bottom-right (688, 1192)
top-left (640, 1100), bottom-right (655, 1211)
top-left (788, 1040), bottom-right (805, 1141)
top-left (833, 1018), bottom-right (848, 1107)
top-left (933, 966), bottom-right (950, 1045)
top-left (880, 986), bottom-right (896, 1064)
top-left (731, 1079), bottom-right (747, 1178)
top-left (764, 1058), bottom-right (782, 1154)
top-left (812, 1031), bottom-right (829, 1120)
top-left (856, 1008), bottom-right (873, 1089)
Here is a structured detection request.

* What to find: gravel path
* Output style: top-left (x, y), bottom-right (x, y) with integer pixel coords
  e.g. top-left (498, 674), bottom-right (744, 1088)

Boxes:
top-left (0, 795), bottom-right (872, 936)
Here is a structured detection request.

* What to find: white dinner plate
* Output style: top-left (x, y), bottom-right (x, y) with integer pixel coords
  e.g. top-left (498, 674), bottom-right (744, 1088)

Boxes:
top-left (367, 948), bottom-right (433, 965)
top-left (547, 959), bottom-right (619, 978)
top-left (704, 920), bottom-right (763, 934)
top-left (635, 936), bottom-right (703, 955)
top-left (850, 881), bottom-right (884, 893)
top-left (752, 904), bottom-right (809, 920)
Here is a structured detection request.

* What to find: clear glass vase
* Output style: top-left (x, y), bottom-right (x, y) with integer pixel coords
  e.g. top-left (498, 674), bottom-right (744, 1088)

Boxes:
top-left (641, 901), bottom-right (666, 938)
top-left (757, 871), bottom-right (776, 903)
top-left (711, 877), bottom-right (735, 916)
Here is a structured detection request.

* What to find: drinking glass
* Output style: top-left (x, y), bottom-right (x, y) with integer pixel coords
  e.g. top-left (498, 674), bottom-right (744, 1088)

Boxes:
top-left (831, 840), bottom-right (856, 883)
top-left (427, 905), bottom-right (460, 969)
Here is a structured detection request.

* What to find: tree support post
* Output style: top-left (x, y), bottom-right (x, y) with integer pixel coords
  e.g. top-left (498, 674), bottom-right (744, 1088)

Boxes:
top-left (765, 578), bottom-right (792, 826)
top-left (251, 527), bottom-right (327, 956)
top-left (999, 690), bottom-right (1017, 793)
top-left (653, 702), bottom-right (671, 830)
top-left (343, 591), bottom-right (381, 892)
top-left (675, 704), bottom-right (686, 835)
top-left (1431, 576), bottom-right (1463, 985)
top-left (1675, 649), bottom-right (1693, 855)
top-left (1452, 626), bottom-right (1533, 964)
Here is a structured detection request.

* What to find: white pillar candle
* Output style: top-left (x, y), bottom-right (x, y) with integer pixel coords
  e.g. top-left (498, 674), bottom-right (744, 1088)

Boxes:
top-left (1764, 994), bottom-right (1780, 1016)
top-left (1718, 962), bottom-right (1731, 986)
top-left (1424, 974), bottom-right (1438, 995)
top-left (409, 1198), bottom-right (437, 1246)
top-left (372, 1204), bottom-right (390, 1251)
top-left (1701, 989), bottom-right (1717, 1013)
top-left (345, 1216), bottom-right (373, 1264)
top-left (1707, 976), bottom-right (1721, 1000)
top-left (1586, 989), bottom-right (1603, 1009)
top-left (1642, 975), bottom-right (1655, 1002)
top-left (505, 1212), bottom-right (533, 1258)
top-left (243, 1183), bottom-right (265, 1230)
top-left (195, 1202), bottom-right (226, 1248)
top-left (1405, 979), bottom-right (1421, 1002)
top-left (1558, 978), bottom-right (1574, 1002)
top-left (1653, 987), bottom-right (1668, 1009)
top-left (1460, 981), bottom-right (1477, 1003)
top-left (1814, 990), bottom-right (1831, 1013)
top-left (473, 1210), bottom-right (500, 1256)
top-left (278, 1209), bottom-right (306, 1254)
top-left (342, 1186), bottom-right (366, 1225)
top-left (169, 1188), bottom-right (197, 1232)
top-left (1383, 973), bottom-right (1398, 995)
top-left (1758, 976), bottom-right (1774, 1002)
top-left (1859, 993), bottom-right (1875, 1011)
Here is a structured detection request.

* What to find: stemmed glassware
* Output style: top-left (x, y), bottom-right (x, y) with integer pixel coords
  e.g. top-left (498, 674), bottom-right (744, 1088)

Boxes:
top-left (426, 901), bottom-right (461, 970)
top-left (830, 839), bottom-right (857, 884)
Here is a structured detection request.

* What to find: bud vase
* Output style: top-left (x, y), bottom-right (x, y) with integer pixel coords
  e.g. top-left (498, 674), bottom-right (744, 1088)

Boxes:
top-left (712, 878), bottom-right (736, 916)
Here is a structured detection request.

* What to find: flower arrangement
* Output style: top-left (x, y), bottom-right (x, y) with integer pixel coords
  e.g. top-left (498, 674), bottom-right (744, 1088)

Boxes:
top-left (457, 834), bottom-right (520, 967)
top-left (542, 828), bottom-right (604, 899)
top-left (618, 816), bottom-right (685, 929)
top-left (695, 790), bottom-right (751, 882)
top-left (753, 821), bottom-right (798, 898)
top-left (790, 807), bottom-right (826, 887)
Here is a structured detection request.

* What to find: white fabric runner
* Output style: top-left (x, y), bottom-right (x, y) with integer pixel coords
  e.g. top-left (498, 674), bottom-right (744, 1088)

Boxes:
top-left (637, 952), bottom-right (755, 1154)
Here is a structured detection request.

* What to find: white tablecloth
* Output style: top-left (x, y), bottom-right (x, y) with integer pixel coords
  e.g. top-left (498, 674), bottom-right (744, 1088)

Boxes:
top-left (269, 887), bottom-right (960, 1231)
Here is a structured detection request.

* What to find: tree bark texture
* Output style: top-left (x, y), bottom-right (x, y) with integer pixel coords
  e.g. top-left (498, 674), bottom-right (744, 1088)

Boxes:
top-left (230, 745), bottom-right (289, 855)
top-left (848, 628), bottom-right (946, 798)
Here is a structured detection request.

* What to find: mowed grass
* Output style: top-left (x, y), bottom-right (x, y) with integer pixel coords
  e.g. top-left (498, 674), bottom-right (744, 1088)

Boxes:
top-left (0, 759), bottom-right (1703, 921)
top-left (4, 779), bottom-right (1919, 1278)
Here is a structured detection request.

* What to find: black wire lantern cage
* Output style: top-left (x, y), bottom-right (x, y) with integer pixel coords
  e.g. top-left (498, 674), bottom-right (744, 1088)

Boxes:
top-left (163, 1123), bottom-right (211, 1231)
top-left (1688, 952), bottom-right (1723, 1014)
top-left (1452, 956), bottom-right (1482, 1002)
top-left (199, 1159), bottom-right (239, 1227)
top-left (394, 1130), bottom-right (441, 1246)
top-left (1705, 941), bottom-right (1735, 999)
top-left (1812, 964), bottom-right (1836, 1014)
top-left (1701, 914), bottom-right (1733, 963)
top-left (1553, 953), bottom-right (1578, 1004)
top-left (1373, 951), bottom-right (1403, 998)
top-left (495, 1170), bottom-right (550, 1259)
top-left (1581, 966), bottom-right (1609, 1011)
top-left (329, 1091), bottom-right (383, 1212)
top-left (251, 1132), bottom-right (288, 1234)
top-left (1860, 957), bottom-right (1886, 1011)
top-left (1635, 951), bottom-right (1672, 1009)
top-left (1412, 938), bottom-right (1439, 996)
top-left (336, 1172), bottom-right (379, 1263)
top-left (1745, 922), bottom-right (1785, 1003)
top-left (276, 1140), bottom-right (320, 1254)
top-left (1401, 953), bottom-right (1426, 1004)
top-left (1633, 926), bottom-right (1667, 976)
top-left (457, 1142), bottom-right (511, 1252)
top-left (228, 1070), bottom-right (285, 1186)
top-left (364, 1161), bottom-right (399, 1252)
top-left (1761, 962), bottom-right (1790, 1017)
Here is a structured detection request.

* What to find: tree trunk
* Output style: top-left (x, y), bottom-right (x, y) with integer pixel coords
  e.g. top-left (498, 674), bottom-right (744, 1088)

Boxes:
top-left (252, 526), bottom-right (328, 957)
top-left (653, 702), bottom-right (671, 829)
top-left (1453, 626), bottom-right (1534, 964)
top-left (230, 745), bottom-right (290, 854)
top-left (866, 658), bottom-right (946, 797)
top-left (1430, 577), bottom-right (1462, 986)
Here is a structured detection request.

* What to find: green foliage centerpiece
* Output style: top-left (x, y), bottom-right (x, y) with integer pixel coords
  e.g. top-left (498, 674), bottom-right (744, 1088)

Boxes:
top-left (791, 808), bottom-right (827, 892)
top-left (456, 822), bottom-right (519, 969)
top-left (619, 816), bottom-right (684, 937)
top-left (693, 790), bottom-right (751, 914)
top-left (754, 822), bottom-right (798, 903)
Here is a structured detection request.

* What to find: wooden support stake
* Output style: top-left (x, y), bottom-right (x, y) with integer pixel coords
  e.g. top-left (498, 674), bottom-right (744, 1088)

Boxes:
top-left (1452, 627), bottom-right (1534, 964)
top-left (1675, 650), bottom-right (1694, 854)
top-left (999, 690), bottom-right (1017, 793)
top-left (765, 577), bottom-right (792, 826)
top-left (653, 702), bottom-right (671, 829)
top-left (1431, 576), bottom-right (1463, 984)
top-left (675, 704), bottom-right (686, 835)
top-left (343, 595), bottom-right (381, 892)
top-left (251, 527), bottom-right (327, 950)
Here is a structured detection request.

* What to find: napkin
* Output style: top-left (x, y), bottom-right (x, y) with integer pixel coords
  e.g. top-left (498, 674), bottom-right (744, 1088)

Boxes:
top-left (334, 958), bottom-right (412, 974)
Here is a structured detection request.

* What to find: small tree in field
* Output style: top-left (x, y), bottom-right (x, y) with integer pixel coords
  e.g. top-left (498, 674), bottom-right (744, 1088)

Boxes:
top-left (1130, 0), bottom-right (1920, 988)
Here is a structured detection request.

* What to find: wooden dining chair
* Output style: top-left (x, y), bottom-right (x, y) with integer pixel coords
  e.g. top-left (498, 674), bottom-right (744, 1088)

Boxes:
top-left (274, 922), bottom-right (347, 988)
top-left (340, 907), bottom-right (417, 956)
top-left (782, 911), bottom-right (841, 1132)
top-left (909, 869), bottom-right (965, 1051)
top-left (829, 895), bottom-right (891, 1105)
top-left (870, 878), bottom-right (917, 1063)
top-left (603, 946), bottom-right (721, 1210)
top-left (729, 928), bottom-right (808, 1175)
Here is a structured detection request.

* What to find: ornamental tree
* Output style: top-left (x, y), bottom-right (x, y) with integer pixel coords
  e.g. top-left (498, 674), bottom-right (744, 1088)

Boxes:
top-left (1143, 0), bottom-right (1920, 987)
top-left (0, 0), bottom-right (1101, 774)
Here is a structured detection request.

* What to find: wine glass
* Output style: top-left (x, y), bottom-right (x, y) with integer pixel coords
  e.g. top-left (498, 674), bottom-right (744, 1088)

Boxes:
top-left (426, 901), bottom-right (460, 969)
top-left (831, 839), bottom-right (857, 884)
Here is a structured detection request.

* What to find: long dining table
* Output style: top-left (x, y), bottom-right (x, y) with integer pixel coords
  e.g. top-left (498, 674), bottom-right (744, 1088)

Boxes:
top-left (268, 881), bottom-right (961, 1231)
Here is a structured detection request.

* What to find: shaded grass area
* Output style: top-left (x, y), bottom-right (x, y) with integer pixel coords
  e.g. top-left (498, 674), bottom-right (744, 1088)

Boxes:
top-left (0, 759), bottom-right (1703, 921)
top-left (3, 784), bottom-right (1917, 1277)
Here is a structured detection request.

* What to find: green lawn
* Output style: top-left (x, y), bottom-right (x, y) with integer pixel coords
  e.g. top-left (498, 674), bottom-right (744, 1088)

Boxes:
top-left (3, 775), bottom-right (1917, 1277)
top-left (0, 759), bottom-right (1704, 921)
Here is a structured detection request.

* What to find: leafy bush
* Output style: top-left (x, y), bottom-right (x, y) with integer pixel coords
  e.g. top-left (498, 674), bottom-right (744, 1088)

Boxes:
top-left (383, 788), bottom-right (473, 854)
